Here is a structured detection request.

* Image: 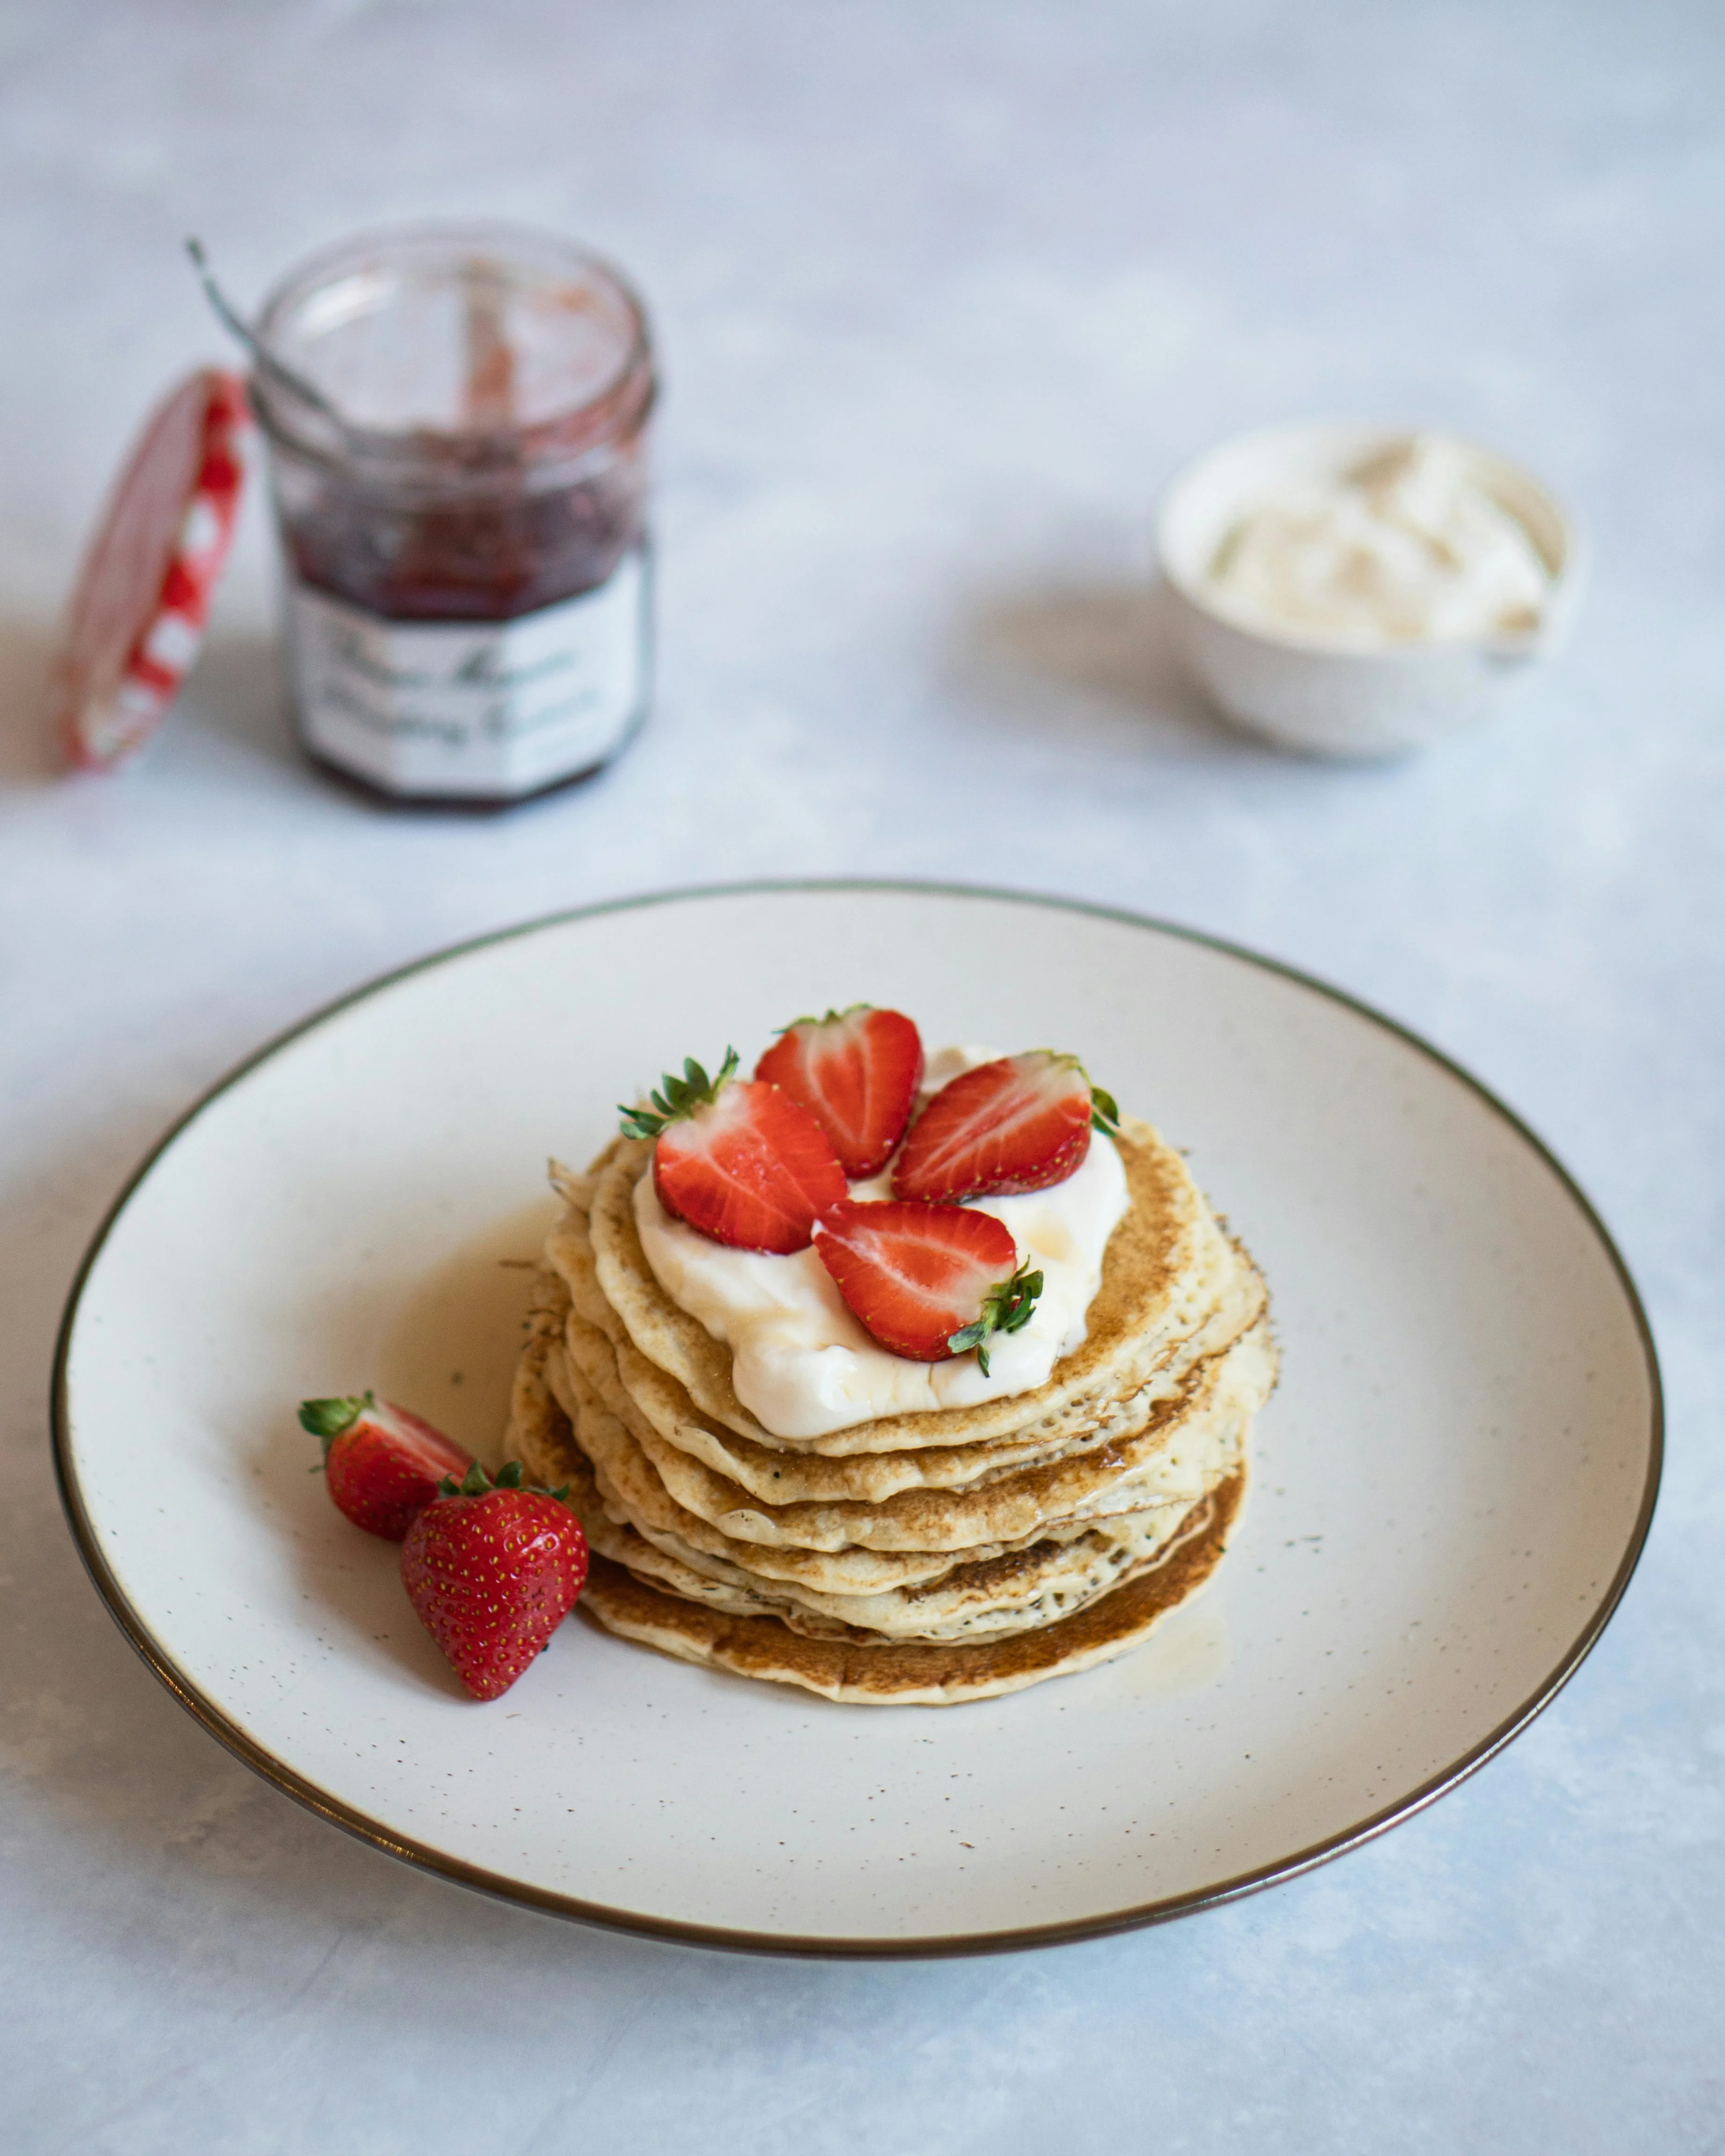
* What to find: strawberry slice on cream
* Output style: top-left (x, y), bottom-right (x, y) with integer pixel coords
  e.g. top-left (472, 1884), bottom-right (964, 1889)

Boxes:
top-left (813, 1199), bottom-right (1042, 1371)
top-left (893, 1050), bottom-right (1120, 1205)
top-left (755, 1005), bottom-right (924, 1179)
top-left (620, 1051), bottom-right (846, 1254)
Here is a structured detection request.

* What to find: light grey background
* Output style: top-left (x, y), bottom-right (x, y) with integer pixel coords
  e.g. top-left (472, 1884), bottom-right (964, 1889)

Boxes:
top-left (3, 2), bottom-right (1720, 2149)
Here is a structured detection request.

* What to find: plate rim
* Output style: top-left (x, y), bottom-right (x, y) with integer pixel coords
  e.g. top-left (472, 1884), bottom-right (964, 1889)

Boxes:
top-left (50, 877), bottom-right (1665, 1960)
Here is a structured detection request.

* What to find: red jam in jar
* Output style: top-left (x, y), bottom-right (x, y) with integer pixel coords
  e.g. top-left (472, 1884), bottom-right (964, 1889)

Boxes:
top-left (250, 223), bottom-right (655, 805)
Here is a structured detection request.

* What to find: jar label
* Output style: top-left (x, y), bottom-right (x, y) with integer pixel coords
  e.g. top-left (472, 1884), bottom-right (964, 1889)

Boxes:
top-left (286, 548), bottom-right (649, 798)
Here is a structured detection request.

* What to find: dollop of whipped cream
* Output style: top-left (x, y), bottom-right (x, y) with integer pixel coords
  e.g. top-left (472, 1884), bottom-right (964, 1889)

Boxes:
top-left (1206, 434), bottom-right (1551, 648)
top-left (632, 1045), bottom-right (1130, 1441)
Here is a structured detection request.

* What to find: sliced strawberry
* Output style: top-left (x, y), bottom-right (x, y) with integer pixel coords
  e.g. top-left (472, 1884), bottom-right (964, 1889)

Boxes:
top-left (620, 1049), bottom-right (846, 1252)
top-left (401, 1461), bottom-right (589, 1700)
top-left (892, 1051), bottom-right (1121, 1204)
top-left (814, 1200), bottom-right (1043, 1372)
top-left (300, 1393), bottom-right (474, 1541)
top-left (754, 1006), bottom-right (924, 1179)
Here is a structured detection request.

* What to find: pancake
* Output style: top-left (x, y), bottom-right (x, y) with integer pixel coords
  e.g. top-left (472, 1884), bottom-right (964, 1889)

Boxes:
top-left (557, 1344), bottom-right (1117, 1594)
top-left (504, 1100), bottom-right (1275, 1702)
top-left (560, 1294), bottom-right (1272, 1554)
top-left (509, 1295), bottom-right (1248, 1659)
top-left (575, 1484), bottom-right (1240, 1705)
top-left (548, 1199), bottom-right (1267, 1502)
top-left (579, 1118), bottom-right (1241, 1455)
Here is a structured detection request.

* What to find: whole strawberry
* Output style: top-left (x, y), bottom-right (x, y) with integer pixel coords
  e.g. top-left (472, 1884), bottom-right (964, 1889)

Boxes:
top-left (301, 1392), bottom-right (473, 1541)
top-left (401, 1461), bottom-right (589, 1701)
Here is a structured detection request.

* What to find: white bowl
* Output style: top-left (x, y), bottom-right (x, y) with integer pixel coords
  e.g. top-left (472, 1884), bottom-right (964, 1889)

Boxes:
top-left (1156, 421), bottom-right (1586, 757)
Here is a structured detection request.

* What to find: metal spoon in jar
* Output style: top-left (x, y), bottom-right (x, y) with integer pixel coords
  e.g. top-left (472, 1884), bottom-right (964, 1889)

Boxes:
top-left (184, 238), bottom-right (352, 437)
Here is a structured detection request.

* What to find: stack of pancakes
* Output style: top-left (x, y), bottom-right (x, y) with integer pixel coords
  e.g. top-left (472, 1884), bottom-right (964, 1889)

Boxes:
top-left (507, 1117), bottom-right (1276, 1705)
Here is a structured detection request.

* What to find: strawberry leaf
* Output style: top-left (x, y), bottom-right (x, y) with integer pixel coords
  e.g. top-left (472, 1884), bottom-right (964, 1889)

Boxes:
top-left (772, 1003), bottom-right (869, 1035)
top-left (434, 1459), bottom-right (573, 1504)
top-left (299, 1392), bottom-right (374, 1463)
top-left (946, 1261), bottom-right (1044, 1376)
top-left (619, 1047), bottom-right (741, 1138)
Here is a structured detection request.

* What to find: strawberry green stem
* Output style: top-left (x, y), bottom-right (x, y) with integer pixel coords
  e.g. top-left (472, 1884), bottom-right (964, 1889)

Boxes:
top-left (299, 1392), bottom-right (374, 1462)
top-left (434, 1459), bottom-right (572, 1504)
top-left (618, 1048), bottom-right (740, 1139)
top-left (947, 1261), bottom-right (1044, 1376)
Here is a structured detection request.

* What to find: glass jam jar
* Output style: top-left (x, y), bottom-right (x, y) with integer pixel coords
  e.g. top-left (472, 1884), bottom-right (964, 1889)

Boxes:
top-left (250, 222), bottom-right (655, 805)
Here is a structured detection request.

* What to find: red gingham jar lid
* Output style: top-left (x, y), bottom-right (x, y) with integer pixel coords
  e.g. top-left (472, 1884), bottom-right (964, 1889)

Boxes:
top-left (53, 369), bottom-right (249, 771)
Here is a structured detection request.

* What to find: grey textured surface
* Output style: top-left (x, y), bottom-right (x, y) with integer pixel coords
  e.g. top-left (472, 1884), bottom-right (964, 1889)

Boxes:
top-left (3, 1), bottom-right (1722, 2148)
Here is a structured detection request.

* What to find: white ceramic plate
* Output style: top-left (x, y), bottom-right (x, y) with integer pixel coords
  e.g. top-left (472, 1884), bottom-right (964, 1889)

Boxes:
top-left (53, 884), bottom-right (1660, 1956)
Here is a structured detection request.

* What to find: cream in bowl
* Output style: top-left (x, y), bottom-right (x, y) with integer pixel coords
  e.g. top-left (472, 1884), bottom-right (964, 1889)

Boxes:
top-left (1157, 422), bottom-right (1585, 756)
